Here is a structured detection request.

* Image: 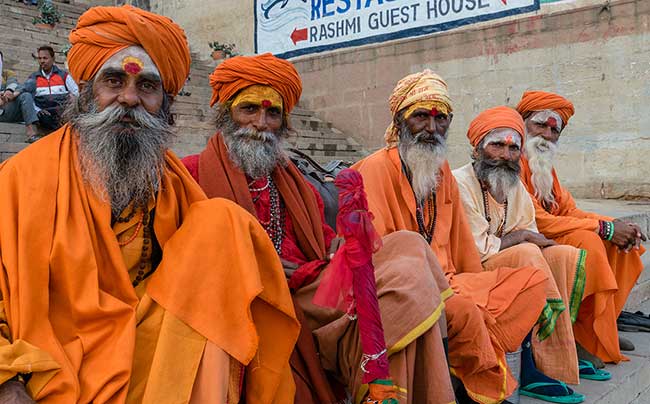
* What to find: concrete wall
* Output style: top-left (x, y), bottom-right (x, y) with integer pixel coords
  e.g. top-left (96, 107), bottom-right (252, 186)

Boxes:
top-left (148, 0), bottom-right (253, 59)
top-left (292, 0), bottom-right (650, 199)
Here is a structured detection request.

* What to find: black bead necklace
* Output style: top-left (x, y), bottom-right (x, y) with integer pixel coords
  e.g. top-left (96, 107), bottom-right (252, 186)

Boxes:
top-left (415, 193), bottom-right (437, 244)
top-left (262, 178), bottom-right (285, 254)
top-left (480, 183), bottom-right (508, 238)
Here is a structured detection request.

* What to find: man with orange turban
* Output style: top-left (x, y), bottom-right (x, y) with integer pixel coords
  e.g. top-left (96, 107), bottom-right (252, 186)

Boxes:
top-left (0, 6), bottom-right (299, 403)
top-left (516, 90), bottom-right (646, 365)
top-left (454, 106), bottom-right (605, 402)
top-left (183, 54), bottom-right (455, 404)
top-left (353, 70), bottom-right (553, 404)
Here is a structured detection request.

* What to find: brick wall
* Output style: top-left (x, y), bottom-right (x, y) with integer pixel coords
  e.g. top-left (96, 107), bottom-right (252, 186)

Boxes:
top-left (292, 0), bottom-right (650, 198)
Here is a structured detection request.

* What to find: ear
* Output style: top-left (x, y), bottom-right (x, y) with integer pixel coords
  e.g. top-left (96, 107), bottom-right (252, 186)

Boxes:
top-left (78, 80), bottom-right (89, 92)
top-left (471, 146), bottom-right (480, 160)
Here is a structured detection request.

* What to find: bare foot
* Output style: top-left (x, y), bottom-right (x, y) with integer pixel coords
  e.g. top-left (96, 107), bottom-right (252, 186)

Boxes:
top-left (619, 335), bottom-right (635, 351)
top-left (576, 342), bottom-right (605, 368)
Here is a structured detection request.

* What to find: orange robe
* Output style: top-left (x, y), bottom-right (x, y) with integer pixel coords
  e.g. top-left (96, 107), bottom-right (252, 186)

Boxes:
top-left (353, 148), bottom-right (548, 404)
top-left (0, 126), bottom-right (299, 403)
top-left (520, 156), bottom-right (645, 363)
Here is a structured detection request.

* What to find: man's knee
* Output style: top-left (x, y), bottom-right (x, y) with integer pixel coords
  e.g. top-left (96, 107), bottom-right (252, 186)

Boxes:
top-left (506, 242), bottom-right (544, 258)
top-left (445, 293), bottom-right (483, 336)
top-left (16, 92), bottom-right (34, 104)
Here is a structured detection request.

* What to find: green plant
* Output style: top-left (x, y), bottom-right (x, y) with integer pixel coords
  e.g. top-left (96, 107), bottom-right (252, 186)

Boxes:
top-left (208, 42), bottom-right (238, 58)
top-left (32, 0), bottom-right (63, 26)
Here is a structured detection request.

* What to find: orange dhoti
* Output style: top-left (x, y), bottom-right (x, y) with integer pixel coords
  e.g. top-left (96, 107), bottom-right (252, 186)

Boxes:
top-left (448, 266), bottom-right (547, 403)
top-left (483, 243), bottom-right (586, 384)
top-left (520, 156), bottom-right (645, 363)
top-left (555, 230), bottom-right (643, 363)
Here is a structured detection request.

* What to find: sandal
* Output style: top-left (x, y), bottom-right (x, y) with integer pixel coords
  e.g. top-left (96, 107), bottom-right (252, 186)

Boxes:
top-left (520, 381), bottom-right (585, 403)
top-left (578, 360), bottom-right (611, 381)
top-left (617, 311), bottom-right (650, 332)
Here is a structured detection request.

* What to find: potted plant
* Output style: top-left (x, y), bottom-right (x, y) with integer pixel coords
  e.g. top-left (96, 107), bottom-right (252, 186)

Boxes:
top-left (32, 0), bottom-right (63, 29)
top-left (208, 42), bottom-right (238, 60)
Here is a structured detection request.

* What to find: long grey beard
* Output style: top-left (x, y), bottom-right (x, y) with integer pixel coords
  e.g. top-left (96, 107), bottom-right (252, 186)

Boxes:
top-left (70, 101), bottom-right (174, 217)
top-left (474, 156), bottom-right (521, 203)
top-left (398, 127), bottom-right (447, 203)
top-left (525, 136), bottom-right (558, 209)
top-left (220, 113), bottom-right (288, 179)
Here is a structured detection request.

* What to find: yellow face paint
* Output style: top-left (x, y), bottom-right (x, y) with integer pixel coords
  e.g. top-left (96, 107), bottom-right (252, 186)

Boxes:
top-left (232, 85), bottom-right (283, 112)
top-left (121, 55), bottom-right (145, 75)
top-left (403, 100), bottom-right (451, 120)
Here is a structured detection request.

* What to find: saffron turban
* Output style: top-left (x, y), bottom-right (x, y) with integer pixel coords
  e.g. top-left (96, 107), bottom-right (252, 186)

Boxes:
top-left (467, 106), bottom-right (525, 147)
top-left (68, 5), bottom-right (191, 96)
top-left (385, 69), bottom-right (453, 146)
top-left (515, 91), bottom-right (575, 126)
top-left (209, 53), bottom-right (302, 113)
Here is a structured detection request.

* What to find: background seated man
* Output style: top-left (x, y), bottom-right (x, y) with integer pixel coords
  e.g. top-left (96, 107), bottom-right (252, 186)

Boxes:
top-left (454, 106), bottom-right (603, 402)
top-left (517, 91), bottom-right (646, 366)
top-left (0, 50), bottom-right (38, 138)
top-left (20, 45), bottom-right (78, 141)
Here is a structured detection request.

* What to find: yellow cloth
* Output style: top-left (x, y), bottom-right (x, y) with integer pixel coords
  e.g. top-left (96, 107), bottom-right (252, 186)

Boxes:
top-left (385, 70), bottom-right (452, 146)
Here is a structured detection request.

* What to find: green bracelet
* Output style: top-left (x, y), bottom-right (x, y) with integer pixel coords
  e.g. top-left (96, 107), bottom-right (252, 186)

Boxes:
top-left (607, 221), bottom-right (615, 241)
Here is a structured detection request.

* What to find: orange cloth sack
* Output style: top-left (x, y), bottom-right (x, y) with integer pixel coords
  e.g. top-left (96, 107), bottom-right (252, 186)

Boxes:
top-left (466, 106), bottom-right (525, 147)
top-left (209, 53), bottom-right (302, 112)
top-left (515, 91), bottom-right (575, 125)
top-left (68, 5), bottom-right (191, 95)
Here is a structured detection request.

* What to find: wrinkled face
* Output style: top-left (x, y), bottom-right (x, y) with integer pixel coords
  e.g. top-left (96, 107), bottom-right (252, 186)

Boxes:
top-left (92, 46), bottom-right (164, 116)
top-left (474, 128), bottom-right (523, 201)
top-left (403, 107), bottom-right (453, 143)
top-left (524, 110), bottom-right (563, 144)
top-left (230, 85), bottom-right (284, 136)
top-left (37, 50), bottom-right (54, 72)
top-left (479, 128), bottom-right (522, 164)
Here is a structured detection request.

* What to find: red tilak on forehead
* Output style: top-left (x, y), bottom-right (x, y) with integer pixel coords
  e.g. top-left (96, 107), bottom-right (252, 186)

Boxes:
top-left (429, 108), bottom-right (439, 116)
top-left (546, 116), bottom-right (558, 129)
top-left (261, 99), bottom-right (272, 108)
top-left (504, 135), bottom-right (514, 145)
top-left (124, 62), bottom-right (142, 75)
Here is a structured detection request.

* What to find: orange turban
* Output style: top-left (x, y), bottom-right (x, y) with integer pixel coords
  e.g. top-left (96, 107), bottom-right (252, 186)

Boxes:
top-left (209, 53), bottom-right (302, 113)
top-left (385, 69), bottom-right (452, 147)
top-left (467, 106), bottom-right (525, 147)
top-left (515, 91), bottom-right (575, 126)
top-left (68, 5), bottom-right (191, 96)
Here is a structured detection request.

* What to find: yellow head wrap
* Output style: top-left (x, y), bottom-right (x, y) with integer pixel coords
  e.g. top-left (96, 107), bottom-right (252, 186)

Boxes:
top-left (385, 69), bottom-right (453, 147)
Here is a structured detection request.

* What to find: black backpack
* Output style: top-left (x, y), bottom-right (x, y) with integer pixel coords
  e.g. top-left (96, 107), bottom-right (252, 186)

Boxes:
top-left (286, 148), bottom-right (350, 229)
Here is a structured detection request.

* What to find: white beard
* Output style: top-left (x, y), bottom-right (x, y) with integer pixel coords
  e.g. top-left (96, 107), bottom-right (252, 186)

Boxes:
top-left (525, 136), bottom-right (558, 210)
top-left (399, 134), bottom-right (447, 203)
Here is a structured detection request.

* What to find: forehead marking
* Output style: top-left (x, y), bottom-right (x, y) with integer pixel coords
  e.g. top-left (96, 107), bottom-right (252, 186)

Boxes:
top-left (122, 56), bottom-right (144, 75)
top-left (261, 99), bottom-right (272, 108)
top-left (546, 116), bottom-right (557, 129)
top-left (429, 107), bottom-right (439, 116)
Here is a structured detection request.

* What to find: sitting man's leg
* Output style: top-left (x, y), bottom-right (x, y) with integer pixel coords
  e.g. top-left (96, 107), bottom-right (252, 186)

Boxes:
top-left (0, 93), bottom-right (38, 138)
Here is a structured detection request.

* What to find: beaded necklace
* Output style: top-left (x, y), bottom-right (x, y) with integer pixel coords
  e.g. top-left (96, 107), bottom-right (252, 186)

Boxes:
top-left (415, 194), bottom-right (436, 244)
top-left (132, 209), bottom-right (153, 287)
top-left (113, 203), bottom-right (139, 224)
top-left (257, 177), bottom-right (285, 254)
top-left (480, 183), bottom-right (508, 238)
top-left (401, 158), bottom-right (437, 243)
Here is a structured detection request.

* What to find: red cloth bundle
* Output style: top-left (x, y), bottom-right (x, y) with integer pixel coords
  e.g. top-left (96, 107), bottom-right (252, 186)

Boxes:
top-left (313, 169), bottom-right (390, 383)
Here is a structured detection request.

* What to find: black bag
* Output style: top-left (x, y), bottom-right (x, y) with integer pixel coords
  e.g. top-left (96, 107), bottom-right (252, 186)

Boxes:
top-left (286, 148), bottom-right (350, 229)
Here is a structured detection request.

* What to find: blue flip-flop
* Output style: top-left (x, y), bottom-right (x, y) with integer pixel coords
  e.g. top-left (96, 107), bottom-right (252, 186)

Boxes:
top-left (520, 381), bottom-right (585, 403)
top-left (578, 359), bottom-right (611, 381)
